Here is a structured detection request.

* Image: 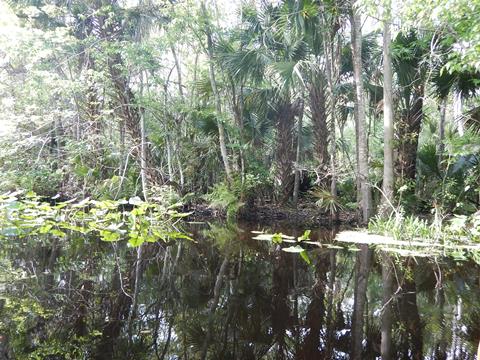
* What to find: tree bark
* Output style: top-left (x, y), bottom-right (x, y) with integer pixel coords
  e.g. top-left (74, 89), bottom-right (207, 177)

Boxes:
top-left (293, 101), bottom-right (304, 207)
top-left (381, 1), bottom-right (395, 217)
top-left (454, 91), bottom-right (464, 135)
top-left (324, 40), bottom-right (339, 219)
top-left (351, 9), bottom-right (372, 224)
top-left (274, 99), bottom-right (302, 204)
top-left (309, 78), bottom-right (329, 186)
top-left (396, 87), bottom-right (423, 182)
top-left (380, 5), bottom-right (396, 359)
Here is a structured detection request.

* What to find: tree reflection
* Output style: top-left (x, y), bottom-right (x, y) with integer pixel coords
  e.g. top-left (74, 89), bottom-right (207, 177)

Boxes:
top-left (0, 223), bottom-right (479, 359)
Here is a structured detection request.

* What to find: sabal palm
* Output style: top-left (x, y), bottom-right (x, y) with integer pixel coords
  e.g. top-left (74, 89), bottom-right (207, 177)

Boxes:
top-left (217, 0), bottom-right (308, 203)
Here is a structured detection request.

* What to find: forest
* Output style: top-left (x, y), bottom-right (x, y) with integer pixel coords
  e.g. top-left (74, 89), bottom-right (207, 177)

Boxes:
top-left (0, 0), bottom-right (479, 359)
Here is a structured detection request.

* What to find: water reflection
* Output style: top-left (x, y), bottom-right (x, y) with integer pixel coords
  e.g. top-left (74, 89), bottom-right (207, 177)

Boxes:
top-left (0, 222), bottom-right (479, 359)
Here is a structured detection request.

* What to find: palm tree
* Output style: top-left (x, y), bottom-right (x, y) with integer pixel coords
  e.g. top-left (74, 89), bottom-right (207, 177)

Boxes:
top-left (392, 31), bottom-right (429, 182)
top-left (219, 1), bottom-right (307, 204)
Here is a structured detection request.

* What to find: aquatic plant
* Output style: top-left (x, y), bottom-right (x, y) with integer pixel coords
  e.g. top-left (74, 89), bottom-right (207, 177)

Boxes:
top-left (0, 190), bottom-right (191, 247)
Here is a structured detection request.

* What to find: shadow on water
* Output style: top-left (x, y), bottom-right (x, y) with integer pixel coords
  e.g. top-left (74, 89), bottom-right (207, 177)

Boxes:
top-left (0, 220), bottom-right (479, 359)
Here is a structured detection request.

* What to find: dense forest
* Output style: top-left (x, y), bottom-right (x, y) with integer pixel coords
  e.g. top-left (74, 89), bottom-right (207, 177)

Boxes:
top-left (1, 0), bottom-right (480, 221)
top-left (0, 0), bottom-right (480, 359)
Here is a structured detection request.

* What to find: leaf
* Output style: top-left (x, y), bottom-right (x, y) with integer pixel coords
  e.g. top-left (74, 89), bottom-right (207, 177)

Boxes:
top-left (100, 230), bottom-right (121, 242)
top-left (299, 250), bottom-right (312, 266)
top-left (169, 232), bottom-right (194, 241)
top-left (50, 229), bottom-right (66, 238)
top-left (128, 196), bottom-right (143, 205)
top-left (272, 233), bottom-right (283, 244)
top-left (72, 197), bottom-right (91, 208)
top-left (38, 224), bottom-right (53, 234)
top-left (282, 245), bottom-right (304, 253)
top-left (128, 236), bottom-right (144, 247)
top-left (298, 229), bottom-right (311, 242)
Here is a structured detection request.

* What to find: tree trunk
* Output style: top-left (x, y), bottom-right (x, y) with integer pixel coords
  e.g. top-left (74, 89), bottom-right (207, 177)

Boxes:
top-left (351, 9), bottom-right (372, 224)
top-left (170, 44), bottom-right (184, 99)
top-left (397, 88), bottom-right (423, 182)
top-left (381, 251), bottom-right (394, 360)
top-left (381, 1), bottom-right (395, 217)
top-left (325, 47), bottom-right (339, 219)
top-left (293, 102), bottom-right (304, 207)
top-left (454, 91), bottom-right (464, 135)
top-left (203, 3), bottom-right (233, 184)
top-left (309, 78), bottom-right (329, 186)
top-left (438, 98), bottom-right (446, 164)
top-left (380, 6), bottom-right (396, 359)
top-left (274, 99), bottom-right (302, 204)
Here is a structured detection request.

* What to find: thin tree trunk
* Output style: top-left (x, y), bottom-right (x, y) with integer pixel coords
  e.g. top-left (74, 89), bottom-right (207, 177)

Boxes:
top-left (140, 105), bottom-right (148, 200)
top-left (379, 5), bottom-right (396, 359)
top-left (170, 44), bottom-right (184, 99)
top-left (381, 0), bottom-right (395, 217)
top-left (438, 98), bottom-right (446, 164)
top-left (351, 9), bottom-right (372, 224)
top-left (202, 2), bottom-right (233, 184)
top-left (354, 91), bottom-right (362, 222)
top-left (293, 106), bottom-right (304, 207)
top-left (381, 251), bottom-right (394, 360)
top-left (454, 91), bottom-right (463, 135)
top-left (166, 136), bottom-right (174, 181)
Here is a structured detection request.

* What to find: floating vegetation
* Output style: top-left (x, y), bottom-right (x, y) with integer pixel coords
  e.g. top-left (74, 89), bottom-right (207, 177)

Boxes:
top-left (0, 191), bottom-right (191, 247)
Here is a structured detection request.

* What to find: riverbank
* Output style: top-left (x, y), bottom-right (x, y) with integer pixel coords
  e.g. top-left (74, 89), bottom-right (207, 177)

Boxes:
top-left (187, 201), bottom-right (358, 227)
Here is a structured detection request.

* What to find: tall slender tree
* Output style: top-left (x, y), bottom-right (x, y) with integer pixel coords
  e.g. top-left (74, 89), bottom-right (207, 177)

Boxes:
top-left (201, 1), bottom-right (233, 184)
top-left (380, 3), bottom-right (395, 358)
top-left (350, 5), bottom-right (372, 224)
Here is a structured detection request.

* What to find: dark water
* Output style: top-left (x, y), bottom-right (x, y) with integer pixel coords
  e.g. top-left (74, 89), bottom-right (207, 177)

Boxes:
top-left (0, 221), bottom-right (479, 359)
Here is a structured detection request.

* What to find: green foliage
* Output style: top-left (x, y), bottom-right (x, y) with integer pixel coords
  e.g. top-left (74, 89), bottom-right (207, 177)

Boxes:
top-left (204, 182), bottom-right (243, 221)
top-left (368, 209), bottom-right (480, 263)
top-left (204, 174), bottom-right (270, 220)
top-left (0, 190), bottom-right (190, 247)
top-left (311, 187), bottom-right (344, 215)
